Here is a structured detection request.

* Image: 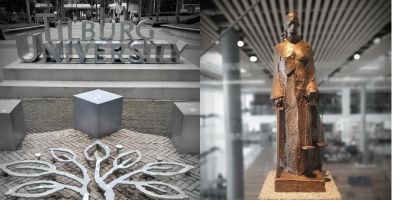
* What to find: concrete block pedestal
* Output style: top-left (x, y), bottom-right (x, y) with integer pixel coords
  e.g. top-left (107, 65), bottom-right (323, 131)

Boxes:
top-left (0, 100), bottom-right (26, 151)
top-left (171, 102), bottom-right (200, 153)
top-left (73, 89), bottom-right (123, 138)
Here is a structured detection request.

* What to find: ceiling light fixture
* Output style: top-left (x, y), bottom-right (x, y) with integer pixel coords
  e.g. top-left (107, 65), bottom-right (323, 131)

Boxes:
top-left (250, 56), bottom-right (257, 62)
top-left (373, 37), bottom-right (381, 44)
top-left (237, 40), bottom-right (244, 47)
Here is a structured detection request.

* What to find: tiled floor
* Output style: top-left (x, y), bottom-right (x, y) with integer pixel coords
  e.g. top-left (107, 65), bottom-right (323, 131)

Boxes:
top-left (0, 98), bottom-right (199, 199)
top-left (244, 145), bottom-right (391, 200)
top-left (19, 98), bottom-right (174, 137)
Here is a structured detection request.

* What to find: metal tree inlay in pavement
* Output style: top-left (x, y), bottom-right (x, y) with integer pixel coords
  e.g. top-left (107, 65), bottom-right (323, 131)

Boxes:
top-left (1, 140), bottom-right (193, 199)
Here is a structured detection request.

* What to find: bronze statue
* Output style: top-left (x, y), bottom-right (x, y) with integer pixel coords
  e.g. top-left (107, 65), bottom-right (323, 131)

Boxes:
top-left (271, 12), bottom-right (327, 192)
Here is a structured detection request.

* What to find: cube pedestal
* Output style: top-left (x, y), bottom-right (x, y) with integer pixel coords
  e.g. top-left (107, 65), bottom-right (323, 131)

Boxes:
top-left (0, 100), bottom-right (26, 151)
top-left (171, 102), bottom-right (200, 153)
top-left (73, 89), bottom-right (123, 138)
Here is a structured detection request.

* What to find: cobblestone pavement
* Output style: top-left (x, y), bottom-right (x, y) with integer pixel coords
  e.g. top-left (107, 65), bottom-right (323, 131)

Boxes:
top-left (20, 98), bottom-right (173, 137)
top-left (0, 129), bottom-right (200, 199)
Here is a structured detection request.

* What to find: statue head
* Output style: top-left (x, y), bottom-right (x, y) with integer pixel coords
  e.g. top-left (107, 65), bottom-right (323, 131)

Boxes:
top-left (283, 12), bottom-right (301, 43)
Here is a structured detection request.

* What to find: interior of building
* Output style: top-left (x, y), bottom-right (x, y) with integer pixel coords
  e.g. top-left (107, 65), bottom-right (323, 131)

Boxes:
top-left (200, 0), bottom-right (391, 199)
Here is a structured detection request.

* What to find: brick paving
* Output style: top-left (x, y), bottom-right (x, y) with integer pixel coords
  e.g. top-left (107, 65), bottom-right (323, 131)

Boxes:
top-left (0, 129), bottom-right (200, 199)
top-left (20, 98), bottom-right (173, 137)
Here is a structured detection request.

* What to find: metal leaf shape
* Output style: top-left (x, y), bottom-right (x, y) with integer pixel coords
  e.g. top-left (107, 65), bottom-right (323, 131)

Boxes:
top-left (5, 180), bottom-right (64, 198)
top-left (0, 160), bottom-right (56, 177)
top-left (113, 150), bottom-right (142, 169)
top-left (141, 162), bottom-right (194, 176)
top-left (84, 141), bottom-right (110, 161)
top-left (134, 181), bottom-right (189, 200)
top-left (49, 147), bottom-right (76, 162)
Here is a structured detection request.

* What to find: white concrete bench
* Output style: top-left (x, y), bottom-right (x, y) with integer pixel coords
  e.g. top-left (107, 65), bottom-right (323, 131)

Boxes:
top-left (171, 102), bottom-right (199, 153)
top-left (0, 100), bottom-right (26, 150)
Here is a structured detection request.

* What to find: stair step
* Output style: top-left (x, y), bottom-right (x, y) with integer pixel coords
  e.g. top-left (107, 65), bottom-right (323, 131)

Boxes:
top-left (3, 59), bottom-right (199, 81)
top-left (0, 80), bottom-right (199, 100)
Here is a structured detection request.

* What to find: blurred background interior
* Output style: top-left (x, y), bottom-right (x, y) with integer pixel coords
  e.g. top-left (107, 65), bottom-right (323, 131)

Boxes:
top-left (200, 0), bottom-right (391, 200)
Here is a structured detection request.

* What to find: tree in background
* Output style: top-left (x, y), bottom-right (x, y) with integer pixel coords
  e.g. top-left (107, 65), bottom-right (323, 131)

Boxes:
top-left (175, 0), bottom-right (180, 23)
top-left (155, 0), bottom-right (160, 23)
top-left (138, 0), bottom-right (141, 22)
top-left (0, 0), bottom-right (28, 13)
top-left (49, 0), bottom-right (64, 21)
top-left (0, 0), bottom-right (37, 23)
top-left (100, 0), bottom-right (113, 22)
top-left (88, 0), bottom-right (96, 19)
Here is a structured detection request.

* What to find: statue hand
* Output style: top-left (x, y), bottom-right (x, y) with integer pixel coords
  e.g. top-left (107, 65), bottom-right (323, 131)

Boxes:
top-left (307, 92), bottom-right (319, 103)
top-left (274, 97), bottom-right (285, 107)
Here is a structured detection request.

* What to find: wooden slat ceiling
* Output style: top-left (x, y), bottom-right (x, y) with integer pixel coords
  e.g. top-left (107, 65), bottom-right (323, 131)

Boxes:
top-left (201, 0), bottom-right (391, 84)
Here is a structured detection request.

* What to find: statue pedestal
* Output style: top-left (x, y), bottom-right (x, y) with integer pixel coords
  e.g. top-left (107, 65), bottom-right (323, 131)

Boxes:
top-left (258, 170), bottom-right (342, 200)
top-left (276, 169), bottom-right (325, 192)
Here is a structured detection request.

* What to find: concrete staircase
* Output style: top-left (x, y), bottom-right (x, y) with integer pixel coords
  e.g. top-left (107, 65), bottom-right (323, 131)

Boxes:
top-left (0, 59), bottom-right (199, 100)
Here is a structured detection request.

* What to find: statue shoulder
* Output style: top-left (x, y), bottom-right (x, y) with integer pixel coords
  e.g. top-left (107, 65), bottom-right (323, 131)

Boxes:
top-left (301, 41), bottom-right (313, 52)
top-left (275, 41), bottom-right (285, 52)
top-left (275, 42), bottom-right (283, 50)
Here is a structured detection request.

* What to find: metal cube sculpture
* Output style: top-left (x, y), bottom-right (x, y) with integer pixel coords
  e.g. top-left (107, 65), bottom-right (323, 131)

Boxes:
top-left (171, 102), bottom-right (200, 153)
top-left (73, 89), bottom-right (123, 138)
top-left (0, 141), bottom-right (194, 199)
top-left (0, 100), bottom-right (26, 151)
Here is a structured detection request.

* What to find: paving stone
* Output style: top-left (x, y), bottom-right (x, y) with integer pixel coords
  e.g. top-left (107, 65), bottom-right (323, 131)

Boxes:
top-left (14, 98), bottom-right (174, 137)
top-left (0, 129), bottom-right (199, 199)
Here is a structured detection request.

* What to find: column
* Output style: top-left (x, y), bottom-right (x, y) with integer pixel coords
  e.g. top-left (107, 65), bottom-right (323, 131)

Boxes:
top-left (222, 28), bottom-right (244, 200)
top-left (360, 84), bottom-right (368, 164)
top-left (342, 88), bottom-right (351, 116)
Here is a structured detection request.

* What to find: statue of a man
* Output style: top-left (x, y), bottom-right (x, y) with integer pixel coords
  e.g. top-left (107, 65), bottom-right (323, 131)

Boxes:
top-left (271, 12), bottom-right (326, 177)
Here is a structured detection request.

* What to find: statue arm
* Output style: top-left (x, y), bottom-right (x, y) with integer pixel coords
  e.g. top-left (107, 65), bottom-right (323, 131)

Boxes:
top-left (271, 46), bottom-right (284, 101)
top-left (306, 48), bottom-right (318, 95)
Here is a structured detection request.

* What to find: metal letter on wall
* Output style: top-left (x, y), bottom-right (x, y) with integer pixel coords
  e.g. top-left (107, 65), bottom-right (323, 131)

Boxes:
top-left (14, 20), bottom-right (188, 64)
top-left (95, 41), bottom-right (107, 63)
top-left (171, 40), bottom-right (188, 63)
top-left (42, 41), bottom-right (61, 63)
top-left (136, 20), bottom-right (154, 40)
top-left (120, 21), bottom-right (135, 41)
top-left (129, 41), bottom-right (144, 63)
top-left (111, 41), bottom-right (125, 63)
top-left (82, 20), bottom-right (95, 40)
top-left (100, 20), bottom-right (115, 40)
top-left (16, 32), bottom-right (42, 63)
top-left (73, 41), bottom-right (86, 63)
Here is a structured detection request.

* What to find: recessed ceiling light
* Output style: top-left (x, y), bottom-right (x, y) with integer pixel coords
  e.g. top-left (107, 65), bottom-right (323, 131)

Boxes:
top-left (353, 54), bottom-right (360, 60)
top-left (359, 65), bottom-right (380, 71)
top-left (237, 40), bottom-right (244, 47)
top-left (250, 56), bottom-right (257, 62)
top-left (373, 37), bottom-right (381, 44)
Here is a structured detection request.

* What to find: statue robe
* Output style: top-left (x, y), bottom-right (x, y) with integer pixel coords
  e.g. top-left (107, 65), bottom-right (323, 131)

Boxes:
top-left (271, 39), bottom-right (323, 175)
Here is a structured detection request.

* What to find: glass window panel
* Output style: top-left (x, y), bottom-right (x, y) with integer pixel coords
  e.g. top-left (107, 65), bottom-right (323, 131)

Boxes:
top-left (319, 92), bottom-right (342, 114)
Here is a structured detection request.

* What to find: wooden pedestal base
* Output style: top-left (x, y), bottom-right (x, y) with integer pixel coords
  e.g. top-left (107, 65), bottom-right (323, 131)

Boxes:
top-left (275, 169), bottom-right (326, 192)
top-left (258, 171), bottom-right (341, 200)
